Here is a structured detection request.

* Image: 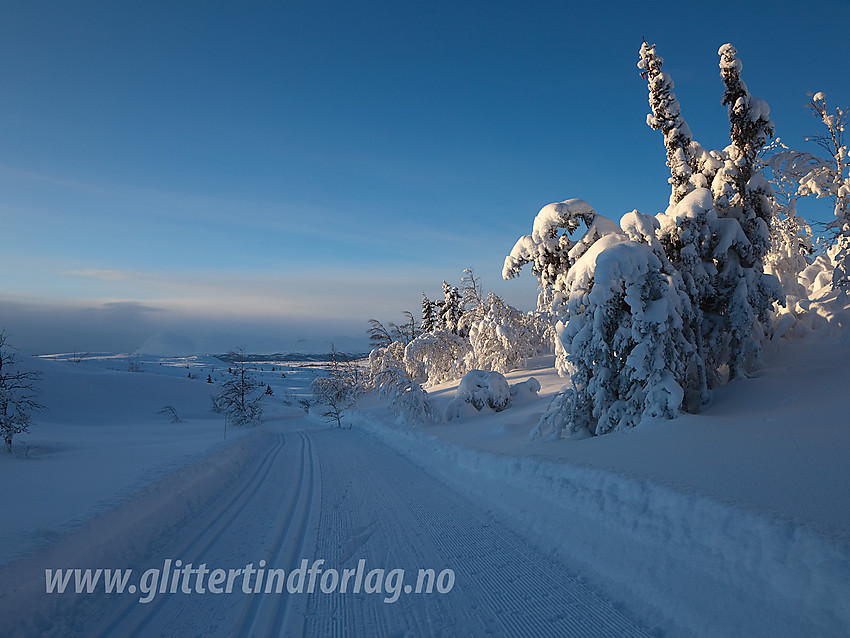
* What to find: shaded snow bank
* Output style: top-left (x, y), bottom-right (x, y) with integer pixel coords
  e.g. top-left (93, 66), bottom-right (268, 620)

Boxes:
top-left (0, 428), bottom-right (267, 624)
top-left (353, 412), bottom-right (850, 636)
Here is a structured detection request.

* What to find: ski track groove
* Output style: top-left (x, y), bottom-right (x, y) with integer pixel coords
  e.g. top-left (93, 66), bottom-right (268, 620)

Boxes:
top-left (228, 431), bottom-right (307, 637)
top-left (228, 430), bottom-right (319, 638)
top-left (266, 431), bottom-right (317, 638)
top-left (94, 430), bottom-right (288, 637)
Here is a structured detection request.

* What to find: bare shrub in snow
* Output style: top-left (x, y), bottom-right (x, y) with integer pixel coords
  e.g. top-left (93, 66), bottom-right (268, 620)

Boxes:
top-left (0, 330), bottom-right (45, 453)
top-left (367, 319), bottom-right (394, 349)
top-left (766, 93), bottom-right (849, 236)
top-left (212, 348), bottom-right (265, 427)
top-left (311, 346), bottom-right (361, 428)
top-left (157, 405), bottom-right (182, 423)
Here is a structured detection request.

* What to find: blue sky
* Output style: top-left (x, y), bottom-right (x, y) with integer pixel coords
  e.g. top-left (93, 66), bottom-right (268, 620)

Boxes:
top-left (2, 0), bottom-right (849, 353)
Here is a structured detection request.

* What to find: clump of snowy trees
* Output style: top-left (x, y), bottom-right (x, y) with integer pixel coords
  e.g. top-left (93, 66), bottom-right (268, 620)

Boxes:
top-left (366, 269), bottom-right (554, 424)
top-left (509, 42), bottom-right (789, 438)
top-left (762, 91), bottom-right (850, 331)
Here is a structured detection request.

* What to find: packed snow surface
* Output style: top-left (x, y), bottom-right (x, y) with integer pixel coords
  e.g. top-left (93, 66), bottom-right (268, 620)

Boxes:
top-left (0, 334), bottom-right (848, 636)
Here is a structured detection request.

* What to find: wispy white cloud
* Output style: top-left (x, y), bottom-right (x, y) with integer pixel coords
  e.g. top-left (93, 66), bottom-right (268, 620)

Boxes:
top-left (62, 269), bottom-right (133, 281)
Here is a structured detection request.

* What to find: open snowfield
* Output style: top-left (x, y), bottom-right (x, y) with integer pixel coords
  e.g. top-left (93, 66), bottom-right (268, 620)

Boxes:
top-left (0, 333), bottom-right (848, 636)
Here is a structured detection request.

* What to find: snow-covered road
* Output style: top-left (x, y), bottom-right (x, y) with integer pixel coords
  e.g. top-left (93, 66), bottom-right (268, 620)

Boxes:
top-left (1, 418), bottom-right (650, 637)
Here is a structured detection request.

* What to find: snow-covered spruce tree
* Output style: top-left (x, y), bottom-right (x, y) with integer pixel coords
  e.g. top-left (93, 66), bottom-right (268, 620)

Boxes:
top-left (421, 294), bottom-right (437, 334)
top-left (639, 40), bottom-right (717, 391)
top-left (641, 42), bottom-right (781, 384)
top-left (0, 330), bottom-right (45, 453)
top-left (438, 281), bottom-right (463, 335)
top-left (213, 349), bottom-right (264, 427)
top-left (716, 43), bottom-right (775, 260)
top-left (711, 44), bottom-right (782, 376)
top-left (506, 203), bottom-right (702, 438)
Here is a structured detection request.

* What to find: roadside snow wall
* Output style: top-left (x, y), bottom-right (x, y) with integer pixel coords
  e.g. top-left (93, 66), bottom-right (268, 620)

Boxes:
top-left (353, 413), bottom-right (850, 637)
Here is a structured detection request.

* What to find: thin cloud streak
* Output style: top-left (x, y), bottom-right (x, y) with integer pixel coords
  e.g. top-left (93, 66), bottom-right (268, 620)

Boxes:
top-left (62, 269), bottom-right (133, 281)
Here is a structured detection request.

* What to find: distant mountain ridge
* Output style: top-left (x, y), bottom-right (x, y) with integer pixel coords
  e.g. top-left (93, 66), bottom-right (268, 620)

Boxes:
top-left (213, 351), bottom-right (369, 363)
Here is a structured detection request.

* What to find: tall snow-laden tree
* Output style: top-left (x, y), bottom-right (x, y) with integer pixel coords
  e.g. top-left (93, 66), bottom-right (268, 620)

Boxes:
top-left (717, 43), bottom-right (775, 262)
top-left (421, 294), bottom-right (436, 334)
top-left (642, 42), bottom-right (781, 384)
top-left (639, 40), bottom-right (697, 204)
top-left (507, 41), bottom-right (787, 438)
top-left (519, 211), bottom-right (701, 439)
top-left (438, 281), bottom-right (462, 335)
top-left (0, 330), bottom-right (45, 453)
top-left (711, 44), bottom-right (782, 377)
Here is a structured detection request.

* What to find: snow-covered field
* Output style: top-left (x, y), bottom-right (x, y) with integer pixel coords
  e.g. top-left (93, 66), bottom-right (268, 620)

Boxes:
top-left (0, 334), bottom-right (848, 636)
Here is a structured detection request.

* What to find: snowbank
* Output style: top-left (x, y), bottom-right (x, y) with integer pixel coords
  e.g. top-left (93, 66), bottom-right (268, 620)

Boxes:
top-left (353, 334), bottom-right (850, 636)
